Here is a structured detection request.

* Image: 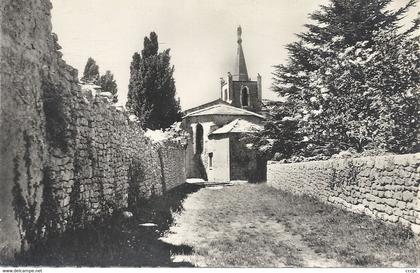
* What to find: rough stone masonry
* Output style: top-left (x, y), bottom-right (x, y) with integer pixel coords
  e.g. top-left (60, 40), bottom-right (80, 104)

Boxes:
top-left (0, 0), bottom-right (186, 259)
top-left (267, 154), bottom-right (420, 235)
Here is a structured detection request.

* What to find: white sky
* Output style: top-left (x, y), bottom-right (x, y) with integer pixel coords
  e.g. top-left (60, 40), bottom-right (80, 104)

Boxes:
top-left (50, 0), bottom-right (418, 110)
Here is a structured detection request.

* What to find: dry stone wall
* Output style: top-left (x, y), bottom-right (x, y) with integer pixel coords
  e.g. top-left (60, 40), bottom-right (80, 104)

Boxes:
top-left (48, 93), bottom-right (187, 231)
top-left (267, 154), bottom-right (420, 234)
top-left (0, 0), bottom-right (186, 259)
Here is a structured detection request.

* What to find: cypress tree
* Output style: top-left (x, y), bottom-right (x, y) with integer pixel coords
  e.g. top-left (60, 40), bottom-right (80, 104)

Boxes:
top-left (126, 32), bottom-right (181, 130)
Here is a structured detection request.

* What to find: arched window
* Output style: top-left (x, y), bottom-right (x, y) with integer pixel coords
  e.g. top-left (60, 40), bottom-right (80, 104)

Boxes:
top-left (241, 87), bottom-right (249, 107)
top-left (195, 123), bottom-right (203, 154)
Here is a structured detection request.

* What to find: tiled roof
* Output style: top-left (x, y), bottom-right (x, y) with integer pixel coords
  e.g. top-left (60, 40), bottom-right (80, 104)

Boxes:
top-left (210, 119), bottom-right (263, 135)
top-left (183, 103), bottom-right (265, 119)
top-left (182, 99), bottom-right (227, 115)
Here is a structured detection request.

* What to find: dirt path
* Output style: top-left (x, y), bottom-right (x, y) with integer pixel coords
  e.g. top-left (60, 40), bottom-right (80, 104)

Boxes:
top-left (160, 183), bottom-right (343, 267)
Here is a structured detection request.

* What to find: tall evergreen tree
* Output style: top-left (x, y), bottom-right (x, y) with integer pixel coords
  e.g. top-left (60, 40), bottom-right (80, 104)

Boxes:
top-left (272, 0), bottom-right (419, 155)
top-left (126, 32), bottom-right (181, 130)
top-left (81, 57), bottom-right (100, 84)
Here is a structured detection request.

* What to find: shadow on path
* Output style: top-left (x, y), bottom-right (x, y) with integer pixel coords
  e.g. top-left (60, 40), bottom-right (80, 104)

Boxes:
top-left (11, 183), bottom-right (203, 267)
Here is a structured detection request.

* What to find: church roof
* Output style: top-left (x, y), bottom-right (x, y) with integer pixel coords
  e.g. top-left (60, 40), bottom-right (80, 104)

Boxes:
top-left (233, 26), bottom-right (249, 81)
top-left (183, 102), bottom-right (265, 119)
top-left (182, 99), bottom-right (228, 116)
top-left (210, 119), bottom-right (263, 135)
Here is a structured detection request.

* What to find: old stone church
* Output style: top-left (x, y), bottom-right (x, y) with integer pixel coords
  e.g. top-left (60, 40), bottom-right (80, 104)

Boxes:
top-left (182, 26), bottom-right (266, 183)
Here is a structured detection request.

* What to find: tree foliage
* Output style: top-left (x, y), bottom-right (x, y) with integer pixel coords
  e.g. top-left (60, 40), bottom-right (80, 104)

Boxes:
top-left (272, 0), bottom-right (419, 157)
top-left (126, 32), bottom-right (181, 130)
top-left (98, 70), bottom-right (118, 102)
top-left (242, 101), bottom-right (305, 161)
top-left (80, 58), bottom-right (119, 103)
top-left (81, 57), bottom-right (100, 84)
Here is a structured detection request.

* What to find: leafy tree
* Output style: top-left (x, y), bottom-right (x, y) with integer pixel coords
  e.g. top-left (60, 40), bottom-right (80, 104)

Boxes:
top-left (98, 70), bottom-right (118, 102)
top-left (244, 101), bottom-right (305, 160)
top-left (272, 0), bottom-right (419, 156)
top-left (81, 57), bottom-right (100, 84)
top-left (126, 32), bottom-right (181, 130)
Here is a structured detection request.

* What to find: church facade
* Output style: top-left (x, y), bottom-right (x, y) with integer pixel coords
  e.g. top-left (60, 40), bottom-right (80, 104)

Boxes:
top-left (182, 26), bottom-right (266, 182)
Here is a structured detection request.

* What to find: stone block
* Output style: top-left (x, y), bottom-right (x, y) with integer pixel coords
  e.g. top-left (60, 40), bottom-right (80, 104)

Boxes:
top-left (402, 191), bottom-right (414, 202)
top-left (414, 199), bottom-right (420, 212)
top-left (375, 159), bottom-right (386, 170)
top-left (62, 196), bottom-right (70, 207)
top-left (404, 215), bottom-right (417, 223)
top-left (352, 204), bottom-right (365, 213)
top-left (384, 214), bottom-right (399, 223)
top-left (364, 208), bottom-right (374, 217)
top-left (384, 205), bottom-right (394, 215)
top-left (406, 202), bottom-right (413, 210)
top-left (376, 204), bottom-right (386, 212)
top-left (399, 218), bottom-right (411, 227)
top-left (362, 199), bottom-right (369, 206)
top-left (359, 169), bottom-right (370, 177)
top-left (396, 201), bottom-right (406, 210)
top-left (410, 224), bottom-right (420, 235)
top-left (377, 212), bottom-right (386, 220)
top-left (384, 191), bottom-right (393, 198)
top-left (366, 158), bottom-right (375, 168)
top-left (394, 156), bottom-right (409, 167)
top-left (384, 198), bottom-right (397, 207)
top-left (393, 191), bottom-right (403, 200)
top-left (393, 208), bottom-right (403, 217)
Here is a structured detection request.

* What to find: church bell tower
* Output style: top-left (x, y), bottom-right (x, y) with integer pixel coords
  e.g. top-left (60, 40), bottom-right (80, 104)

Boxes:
top-left (220, 26), bottom-right (262, 113)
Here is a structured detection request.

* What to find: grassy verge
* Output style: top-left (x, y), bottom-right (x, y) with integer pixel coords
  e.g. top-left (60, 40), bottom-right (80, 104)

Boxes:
top-left (163, 183), bottom-right (418, 267)
top-left (275, 188), bottom-right (418, 267)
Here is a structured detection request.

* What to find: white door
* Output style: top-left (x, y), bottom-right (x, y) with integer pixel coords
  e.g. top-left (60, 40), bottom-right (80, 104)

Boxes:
top-left (207, 138), bottom-right (230, 182)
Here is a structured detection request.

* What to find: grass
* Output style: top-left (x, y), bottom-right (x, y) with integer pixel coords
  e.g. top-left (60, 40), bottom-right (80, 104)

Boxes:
top-left (162, 183), bottom-right (419, 267)
top-left (6, 182), bottom-right (418, 267)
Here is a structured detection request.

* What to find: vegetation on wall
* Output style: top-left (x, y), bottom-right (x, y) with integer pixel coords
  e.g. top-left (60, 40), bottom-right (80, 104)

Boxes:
top-left (127, 159), bottom-right (145, 209)
top-left (81, 57), bottom-right (119, 102)
top-left (98, 70), bottom-right (118, 102)
top-left (11, 130), bottom-right (70, 251)
top-left (81, 57), bottom-right (100, 84)
top-left (42, 79), bottom-right (70, 153)
top-left (36, 166), bottom-right (61, 240)
top-left (329, 161), bottom-right (361, 190)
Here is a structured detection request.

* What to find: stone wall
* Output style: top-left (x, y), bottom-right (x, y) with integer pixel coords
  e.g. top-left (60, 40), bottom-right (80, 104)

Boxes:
top-left (1, 0), bottom-right (72, 257)
top-left (47, 93), bottom-right (187, 230)
top-left (267, 154), bottom-right (420, 234)
top-left (0, 0), bottom-right (186, 258)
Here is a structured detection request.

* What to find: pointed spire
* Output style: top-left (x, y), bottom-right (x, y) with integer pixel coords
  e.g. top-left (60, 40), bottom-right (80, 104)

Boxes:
top-left (234, 25), bottom-right (249, 81)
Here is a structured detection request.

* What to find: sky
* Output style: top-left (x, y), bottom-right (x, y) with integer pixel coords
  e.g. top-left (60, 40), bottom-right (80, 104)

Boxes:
top-left (50, 0), bottom-right (418, 110)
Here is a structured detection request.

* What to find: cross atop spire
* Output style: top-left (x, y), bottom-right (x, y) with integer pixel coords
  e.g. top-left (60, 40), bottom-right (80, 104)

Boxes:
top-left (237, 25), bottom-right (242, 43)
top-left (234, 25), bottom-right (249, 81)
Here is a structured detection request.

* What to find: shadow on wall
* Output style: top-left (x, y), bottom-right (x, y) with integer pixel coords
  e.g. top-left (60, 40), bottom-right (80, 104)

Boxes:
top-left (192, 153), bottom-right (208, 181)
top-left (7, 183), bottom-right (203, 267)
top-left (253, 154), bottom-right (267, 183)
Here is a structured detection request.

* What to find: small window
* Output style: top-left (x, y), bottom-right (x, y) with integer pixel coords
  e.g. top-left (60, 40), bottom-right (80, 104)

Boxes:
top-left (208, 152), bottom-right (213, 168)
top-left (224, 89), bottom-right (228, 101)
top-left (241, 87), bottom-right (249, 107)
